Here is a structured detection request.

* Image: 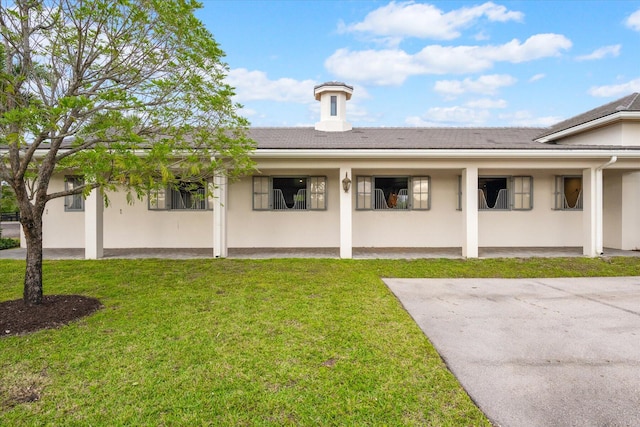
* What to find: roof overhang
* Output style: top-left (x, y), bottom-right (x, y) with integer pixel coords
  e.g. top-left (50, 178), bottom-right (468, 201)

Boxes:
top-left (535, 111), bottom-right (640, 143)
top-left (251, 148), bottom-right (640, 160)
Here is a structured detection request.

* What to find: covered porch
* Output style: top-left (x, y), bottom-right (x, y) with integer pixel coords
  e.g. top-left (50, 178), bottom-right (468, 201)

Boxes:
top-left (71, 153), bottom-right (640, 260)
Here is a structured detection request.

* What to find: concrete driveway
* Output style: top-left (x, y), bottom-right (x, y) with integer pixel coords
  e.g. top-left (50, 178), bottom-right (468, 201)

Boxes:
top-left (385, 277), bottom-right (640, 427)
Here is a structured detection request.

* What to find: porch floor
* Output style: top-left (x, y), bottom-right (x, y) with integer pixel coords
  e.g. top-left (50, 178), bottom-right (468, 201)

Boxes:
top-left (1, 246), bottom-right (640, 260)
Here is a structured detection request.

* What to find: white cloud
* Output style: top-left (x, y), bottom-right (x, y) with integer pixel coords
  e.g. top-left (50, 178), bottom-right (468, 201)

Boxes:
top-left (576, 45), bottom-right (621, 61)
top-left (498, 111), bottom-right (562, 127)
top-left (237, 107), bottom-right (257, 117)
top-left (226, 69), bottom-right (316, 103)
top-left (588, 78), bottom-right (640, 97)
top-left (325, 34), bottom-right (571, 85)
top-left (434, 74), bottom-right (516, 97)
top-left (340, 1), bottom-right (523, 41)
top-left (413, 106), bottom-right (492, 126)
top-left (625, 8), bottom-right (640, 31)
top-left (480, 33), bottom-right (572, 63)
top-left (347, 102), bottom-right (380, 123)
top-left (465, 98), bottom-right (507, 109)
top-left (529, 73), bottom-right (545, 82)
top-left (474, 31), bottom-right (490, 41)
top-left (325, 48), bottom-right (423, 85)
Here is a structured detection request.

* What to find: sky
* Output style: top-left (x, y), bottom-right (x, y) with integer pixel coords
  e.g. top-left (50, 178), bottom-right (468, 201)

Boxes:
top-left (196, 1), bottom-right (640, 129)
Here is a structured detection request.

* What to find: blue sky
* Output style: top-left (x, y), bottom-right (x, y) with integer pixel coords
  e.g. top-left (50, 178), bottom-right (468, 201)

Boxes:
top-left (197, 1), bottom-right (640, 128)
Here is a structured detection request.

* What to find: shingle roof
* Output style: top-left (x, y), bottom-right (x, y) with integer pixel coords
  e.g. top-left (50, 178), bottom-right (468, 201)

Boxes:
top-left (536, 93), bottom-right (640, 140)
top-left (249, 127), bottom-right (552, 150)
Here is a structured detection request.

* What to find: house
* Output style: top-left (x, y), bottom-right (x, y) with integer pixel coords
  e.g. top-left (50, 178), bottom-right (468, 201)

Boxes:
top-left (38, 83), bottom-right (640, 258)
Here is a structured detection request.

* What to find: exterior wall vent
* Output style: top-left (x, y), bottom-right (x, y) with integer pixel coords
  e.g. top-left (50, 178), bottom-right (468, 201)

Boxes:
top-left (313, 82), bottom-right (353, 132)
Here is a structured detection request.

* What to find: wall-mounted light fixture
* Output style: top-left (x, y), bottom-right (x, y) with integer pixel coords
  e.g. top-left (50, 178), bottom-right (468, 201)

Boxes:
top-left (342, 172), bottom-right (351, 193)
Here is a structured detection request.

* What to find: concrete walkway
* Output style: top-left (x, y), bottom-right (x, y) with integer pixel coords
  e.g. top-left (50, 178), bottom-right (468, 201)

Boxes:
top-left (1, 245), bottom-right (640, 260)
top-left (385, 277), bottom-right (640, 427)
top-left (2, 220), bottom-right (640, 260)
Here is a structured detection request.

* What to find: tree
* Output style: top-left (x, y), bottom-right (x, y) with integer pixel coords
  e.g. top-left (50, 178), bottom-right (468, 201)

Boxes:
top-left (0, 0), bottom-right (255, 305)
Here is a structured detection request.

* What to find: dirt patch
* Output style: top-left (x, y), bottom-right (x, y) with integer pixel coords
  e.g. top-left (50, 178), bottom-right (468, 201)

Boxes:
top-left (0, 363), bottom-right (51, 410)
top-left (0, 295), bottom-right (102, 338)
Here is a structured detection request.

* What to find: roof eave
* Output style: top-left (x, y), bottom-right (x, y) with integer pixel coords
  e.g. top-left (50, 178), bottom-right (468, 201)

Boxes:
top-left (252, 148), bottom-right (640, 159)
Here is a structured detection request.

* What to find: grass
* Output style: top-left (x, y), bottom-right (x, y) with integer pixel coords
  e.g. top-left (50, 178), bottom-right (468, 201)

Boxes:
top-left (1, 257), bottom-right (640, 425)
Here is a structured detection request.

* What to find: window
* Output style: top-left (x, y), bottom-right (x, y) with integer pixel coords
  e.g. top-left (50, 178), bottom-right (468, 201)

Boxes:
top-left (356, 176), bottom-right (430, 210)
top-left (412, 177), bottom-right (430, 210)
top-left (512, 176), bottom-right (532, 210)
top-left (64, 176), bottom-right (84, 211)
top-left (149, 180), bottom-right (211, 210)
top-left (252, 176), bottom-right (327, 211)
top-left (458, 176), bottom-right (533, 210)
top-left (554, 176), bottom-right (582, 210)
top-left (478, 176), bottom-right (533, 210)
top-left (330, 96), bottom-right (337, 116)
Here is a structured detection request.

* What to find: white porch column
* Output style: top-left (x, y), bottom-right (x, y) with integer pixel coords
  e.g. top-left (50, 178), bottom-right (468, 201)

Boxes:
top-left (583, 167), bottom-right (599, 257)
top-left (84, 188), bottom-right (104, 259)
top-left (339, 167), bottom-right (352, 259)
top-left (213, 174), bottom-right (228, 258)
top-left (462, 166), bottom-right (478, 258)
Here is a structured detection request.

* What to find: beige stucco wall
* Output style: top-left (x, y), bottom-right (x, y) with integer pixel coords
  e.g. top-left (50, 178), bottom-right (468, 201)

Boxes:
top-left (352, 170), bottom-right (462, 247)
top-left (229, 168), bottom-right (584, 249)
top-left (227, 169), bottom-right (340, 248)
top-left (620, 172), bottom-right (640, 250)
top-left (558, 122), bottom-right (640, 146)
top-left (603, 172), bottom-right (623, 249)
top-left (42, 161), bottom-right (638, 251)
top-left (477, 172), bottom-right (581, 247)
top-left (603, 171), bottom-right (640, 250)
top-left (101, 190), bottom-right (213, 248)
top-left (42, 177), bottom-right (85, 248)
top-left (42, 175), bottom-right (214, 248)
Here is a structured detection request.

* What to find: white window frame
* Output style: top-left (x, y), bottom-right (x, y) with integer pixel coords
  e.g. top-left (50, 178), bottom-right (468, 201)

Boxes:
top-left (64, 176), bottom-right (84, 212)
top-left (554, 176), bottom-right (583, 210)
top-left (356, 175), bottom-right (430, 211)
top-left (252, 176), bottom-right (327, 211)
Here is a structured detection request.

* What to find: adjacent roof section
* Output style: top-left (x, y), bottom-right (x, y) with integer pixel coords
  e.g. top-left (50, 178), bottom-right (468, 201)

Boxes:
top-left (536, 93), bottom-right (640, 141)
top-left (250, 127), bottom-right (551, 150)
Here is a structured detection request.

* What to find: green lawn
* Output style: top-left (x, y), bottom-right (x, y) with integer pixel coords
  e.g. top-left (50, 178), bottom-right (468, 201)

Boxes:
top-left (1, 257), bottom-right (639, 425)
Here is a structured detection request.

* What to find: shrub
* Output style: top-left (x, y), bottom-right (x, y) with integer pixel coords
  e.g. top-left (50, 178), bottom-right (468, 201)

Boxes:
top-left (0, 238), bottom-right (19, 250)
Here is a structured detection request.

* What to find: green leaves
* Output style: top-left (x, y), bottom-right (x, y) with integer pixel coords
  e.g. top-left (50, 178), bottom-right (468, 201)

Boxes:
top-left (1, 0), bottom-right (254, 205)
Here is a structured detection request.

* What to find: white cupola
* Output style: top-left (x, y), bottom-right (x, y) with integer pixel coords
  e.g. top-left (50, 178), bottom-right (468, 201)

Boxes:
top-left (313, 82), bottom-right (353, 132)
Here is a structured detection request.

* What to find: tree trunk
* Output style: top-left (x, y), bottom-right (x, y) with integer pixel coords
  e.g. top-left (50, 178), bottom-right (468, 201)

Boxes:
top-left (21, 214), bottom-right (44, 305)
